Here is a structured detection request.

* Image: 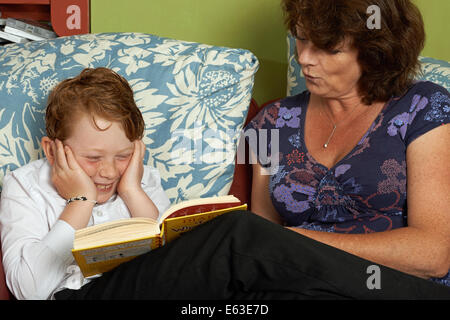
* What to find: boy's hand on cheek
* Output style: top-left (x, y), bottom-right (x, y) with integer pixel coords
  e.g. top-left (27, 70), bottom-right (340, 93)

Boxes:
top-left (51, 139), bottom-right (97, 202)
top-left (116, 140), bottom-right (159, 220)
top-left (117, 140), bottom-right (145, 198)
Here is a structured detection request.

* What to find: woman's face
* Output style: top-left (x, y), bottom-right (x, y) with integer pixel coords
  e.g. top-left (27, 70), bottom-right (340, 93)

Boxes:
top-left (295, 30), bottom-right (363, 100)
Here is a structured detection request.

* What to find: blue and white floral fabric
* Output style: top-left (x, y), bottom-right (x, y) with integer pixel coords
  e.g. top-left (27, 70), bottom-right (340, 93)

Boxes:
top-left (0, 32), bottom-right (259, 204)
top-left (286, 33), bottom-right (450, 96)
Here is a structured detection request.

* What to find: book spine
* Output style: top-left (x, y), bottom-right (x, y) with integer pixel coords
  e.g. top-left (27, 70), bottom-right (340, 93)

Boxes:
top-left (0, 31), bottom-right (29, 43)
top-left (4, 26), bottom-right (45, 41)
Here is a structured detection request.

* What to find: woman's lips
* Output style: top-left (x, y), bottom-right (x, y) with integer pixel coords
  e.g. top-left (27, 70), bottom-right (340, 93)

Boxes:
top-left (304, 73), bottom-right (320, 83)
top-left (304, 73), bottom-right (318, 79)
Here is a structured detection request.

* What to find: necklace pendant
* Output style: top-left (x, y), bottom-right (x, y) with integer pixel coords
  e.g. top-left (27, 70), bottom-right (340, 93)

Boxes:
top-left (323, 125), bottom-right (336, 149)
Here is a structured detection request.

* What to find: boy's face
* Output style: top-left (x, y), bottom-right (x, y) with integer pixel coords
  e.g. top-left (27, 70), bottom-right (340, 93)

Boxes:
top-left (63, 114), bottom-right (134, 204)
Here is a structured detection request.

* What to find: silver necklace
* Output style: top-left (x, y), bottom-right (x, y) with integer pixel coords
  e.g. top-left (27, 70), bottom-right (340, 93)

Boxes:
top-left (320, 103), bottom-right (361, 149)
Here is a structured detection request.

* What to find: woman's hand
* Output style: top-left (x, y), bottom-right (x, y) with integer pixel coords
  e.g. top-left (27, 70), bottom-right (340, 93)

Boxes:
top-left (50, 139), bottom-right (97, 201)
top-left (117, 140), bottom-right (146, 198)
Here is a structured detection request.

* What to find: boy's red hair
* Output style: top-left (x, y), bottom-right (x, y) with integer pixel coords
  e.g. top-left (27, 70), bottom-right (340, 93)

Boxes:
top-left (45, 67), bottom-right (145, 141)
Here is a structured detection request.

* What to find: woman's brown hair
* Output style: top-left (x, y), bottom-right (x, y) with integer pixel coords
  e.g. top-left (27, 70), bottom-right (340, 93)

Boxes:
top-left (45, 67), bottom-right (145, 141)
top-left (282, 0), bottom-right (425, 105)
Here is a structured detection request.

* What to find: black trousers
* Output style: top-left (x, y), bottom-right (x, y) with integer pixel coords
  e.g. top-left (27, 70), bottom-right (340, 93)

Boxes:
top-left (55, 211), bottom-right (450, 300)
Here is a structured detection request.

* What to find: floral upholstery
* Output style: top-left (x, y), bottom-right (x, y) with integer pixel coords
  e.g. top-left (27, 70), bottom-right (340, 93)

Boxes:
top-left (0, 32), bottom-right (259, 204)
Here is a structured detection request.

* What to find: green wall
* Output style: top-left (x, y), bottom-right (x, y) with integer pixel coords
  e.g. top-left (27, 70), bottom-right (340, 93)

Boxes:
top-left (91, 0), bottom-right (449, 106)
top-left (413, 0), bottom-right (450, 61)
top-left (91, 0), bottom-right (287, 105)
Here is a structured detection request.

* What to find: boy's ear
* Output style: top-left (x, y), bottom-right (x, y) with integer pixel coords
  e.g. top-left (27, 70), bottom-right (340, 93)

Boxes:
top-left (41, 136), bottom-right (55, 165)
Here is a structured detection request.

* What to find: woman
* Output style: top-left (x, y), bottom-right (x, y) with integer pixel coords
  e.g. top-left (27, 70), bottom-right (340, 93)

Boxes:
top-left (248, 0), bottom-right (449, 288)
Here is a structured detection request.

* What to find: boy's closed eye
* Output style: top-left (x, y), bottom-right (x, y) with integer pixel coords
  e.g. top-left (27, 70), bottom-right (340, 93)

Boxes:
top-left (116, 153), bottom-right (132, 161)
top-left (84, 154), bottom-right (131, 162)
top-left (85, 156), bottom-right (101, 163)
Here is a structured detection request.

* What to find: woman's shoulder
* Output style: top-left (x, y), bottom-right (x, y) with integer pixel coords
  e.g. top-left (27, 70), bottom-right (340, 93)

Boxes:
top-left (415, 80), bottom-right (448, 92)
top-left (398, 81), bottom-right (449, 102)
top-left (264, 90), bottom-right (310, 111)
top-left (388, 81), bottom-right (449, 115)
top-left (386, 81), bottom-right (450, 146)
top-left (246, 90), bottom-right (310, 130)
top-left (279, 90), bottom-right (311, 106)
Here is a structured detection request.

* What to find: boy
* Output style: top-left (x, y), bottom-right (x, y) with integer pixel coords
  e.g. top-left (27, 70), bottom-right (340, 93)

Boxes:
top-left (0, 68), bottom-right (171, 299)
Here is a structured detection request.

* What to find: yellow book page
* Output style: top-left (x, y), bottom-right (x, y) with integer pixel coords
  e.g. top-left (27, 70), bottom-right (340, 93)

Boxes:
top-left (74, 217), bottom-right (160, 250)
top-left (163, 204), bottom-right (247, 243)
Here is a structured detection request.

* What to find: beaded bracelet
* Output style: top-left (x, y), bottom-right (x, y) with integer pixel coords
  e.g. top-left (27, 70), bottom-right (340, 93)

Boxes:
top-left (66, 196), bottom-right (97, 205)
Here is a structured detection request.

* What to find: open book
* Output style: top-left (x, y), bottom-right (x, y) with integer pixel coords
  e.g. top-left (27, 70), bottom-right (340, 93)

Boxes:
top-left (72, 195), bottom-right (247, 277)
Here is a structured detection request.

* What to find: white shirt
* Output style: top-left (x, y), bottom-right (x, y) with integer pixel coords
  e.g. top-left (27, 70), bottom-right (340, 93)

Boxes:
top-left (0, 159), bottom-right (171, 300)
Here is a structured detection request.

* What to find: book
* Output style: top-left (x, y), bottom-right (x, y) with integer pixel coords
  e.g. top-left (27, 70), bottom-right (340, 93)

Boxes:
top-left (72, 195), bottom-right (247, 277)
top-left (4, 18), bottom-right (57, 41)
top-left (0, 30), bottom-right (29, 44)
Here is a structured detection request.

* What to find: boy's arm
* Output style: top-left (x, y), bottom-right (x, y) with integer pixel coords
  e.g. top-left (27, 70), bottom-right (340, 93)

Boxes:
top-left (120, 189), bottom-right (160, 219)
top-left (53, 140), bottom-right (97, 230)
top-left (0, 174), bottom-right (75, 300)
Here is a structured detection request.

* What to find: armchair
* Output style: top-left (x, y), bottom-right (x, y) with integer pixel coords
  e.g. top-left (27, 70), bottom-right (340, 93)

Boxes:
top-left (0, 32), bottom-right (259, 299)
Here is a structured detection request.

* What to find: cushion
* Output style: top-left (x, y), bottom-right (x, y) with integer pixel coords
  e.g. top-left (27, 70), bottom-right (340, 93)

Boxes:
top-left (286, 33), bottom-right (450, 96)
top-left (0, 32), bottom-right (259, 204)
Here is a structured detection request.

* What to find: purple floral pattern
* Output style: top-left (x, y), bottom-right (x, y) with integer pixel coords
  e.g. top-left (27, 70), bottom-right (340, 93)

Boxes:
top-left (425, 91), bottom-right (450, 122)
top-left (387, 94), bottom-right (428, 139)
top-left (276, 107), bottom-right (301, 128)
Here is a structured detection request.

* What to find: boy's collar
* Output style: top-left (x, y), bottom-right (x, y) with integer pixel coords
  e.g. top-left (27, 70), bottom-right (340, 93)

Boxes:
top-left (39, 158), bottom-right (59, 196)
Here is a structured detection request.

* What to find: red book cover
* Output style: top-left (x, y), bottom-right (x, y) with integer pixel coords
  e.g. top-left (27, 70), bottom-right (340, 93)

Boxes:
top-left (166, 201), bottom-right (242, 219)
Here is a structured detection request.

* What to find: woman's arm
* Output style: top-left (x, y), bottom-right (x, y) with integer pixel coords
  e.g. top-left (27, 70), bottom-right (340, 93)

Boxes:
top-left (288, 224), bottom-right (448, 279)
top-left (251, 162), bottom-right (283, 225)
top-left (251, 124), bottom-right (450, 279)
